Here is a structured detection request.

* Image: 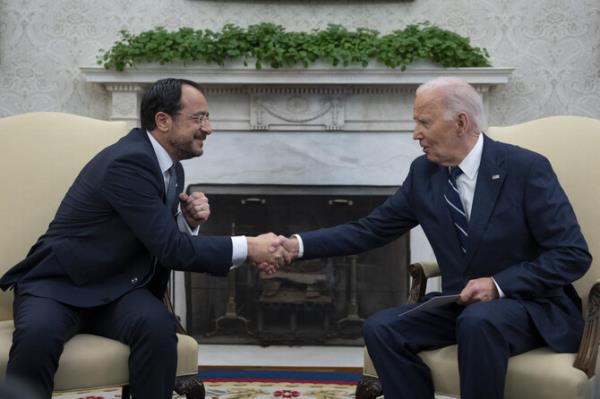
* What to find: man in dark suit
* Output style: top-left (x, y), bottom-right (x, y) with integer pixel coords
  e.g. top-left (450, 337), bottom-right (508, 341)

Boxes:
top-left (279, 77), bottom-right (591, 398)
top-left (0, 78), bottom-right (287, 399)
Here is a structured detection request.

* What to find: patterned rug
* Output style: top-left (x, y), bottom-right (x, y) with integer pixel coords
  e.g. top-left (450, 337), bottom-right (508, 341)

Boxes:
top-left (52, 369), bottom-right (360, 399)
top-left (53, 387), bottom-right (123, 399)
top-left (200, 369), bottom-right (359, 399)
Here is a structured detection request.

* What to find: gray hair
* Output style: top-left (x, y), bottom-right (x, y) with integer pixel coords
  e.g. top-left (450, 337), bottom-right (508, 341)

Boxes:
top-left (416, 77), bottom-right (487, 132)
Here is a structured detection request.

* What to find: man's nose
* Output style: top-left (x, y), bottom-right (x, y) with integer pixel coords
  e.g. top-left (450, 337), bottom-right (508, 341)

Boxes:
top-left (412, 126), bottom-right (421, 140)
top-left (202, 120), bottom-right (213, 135)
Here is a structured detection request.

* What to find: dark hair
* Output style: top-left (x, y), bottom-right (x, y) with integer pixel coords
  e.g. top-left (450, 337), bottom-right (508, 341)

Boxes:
top-left (140, 78), bottom-right (203, 130)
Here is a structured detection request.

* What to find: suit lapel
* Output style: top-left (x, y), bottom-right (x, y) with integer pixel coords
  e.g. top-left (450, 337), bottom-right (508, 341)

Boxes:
top-left (132, 128), bottom-right (166, 199)
top-left (464, 135), bottom-right (506, 266)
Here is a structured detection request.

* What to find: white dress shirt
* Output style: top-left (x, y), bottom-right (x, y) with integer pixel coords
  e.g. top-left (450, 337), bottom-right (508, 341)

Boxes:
top-left (146, 132), bottom-right (247, 266)
top-left (454, 133), bottom-right (483, 222)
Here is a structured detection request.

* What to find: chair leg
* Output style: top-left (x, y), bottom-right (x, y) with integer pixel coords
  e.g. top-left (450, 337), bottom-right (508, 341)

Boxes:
top-left (174, 374), bottom-right (205, 399)
top-left (121, 384), bottom-right (130, 399)
top-left (355, 375), bottom-right (383, 399)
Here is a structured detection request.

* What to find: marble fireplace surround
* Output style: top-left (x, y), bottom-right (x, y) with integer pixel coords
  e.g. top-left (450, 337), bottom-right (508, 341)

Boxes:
top-left (82, 64), bottom-right (513, 298)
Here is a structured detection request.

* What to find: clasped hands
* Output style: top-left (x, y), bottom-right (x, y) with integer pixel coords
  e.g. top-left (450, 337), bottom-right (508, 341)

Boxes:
top-left (177, 193), bottom-right (297, 274)
top-left (246, 234), bottom-right (299, 275)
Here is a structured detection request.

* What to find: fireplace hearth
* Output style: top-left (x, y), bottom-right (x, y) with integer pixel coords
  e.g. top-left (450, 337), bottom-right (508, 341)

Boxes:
top-left (185, 184), bottom-right (409, 346)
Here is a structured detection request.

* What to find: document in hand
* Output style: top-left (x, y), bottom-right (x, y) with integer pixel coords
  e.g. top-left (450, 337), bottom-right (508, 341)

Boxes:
top-left (398, 294), bottom-right (460, 317)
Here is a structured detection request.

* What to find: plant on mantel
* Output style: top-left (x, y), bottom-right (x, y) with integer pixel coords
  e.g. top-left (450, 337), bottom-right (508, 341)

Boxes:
top-left (97, 22), bottom-right (491, 72)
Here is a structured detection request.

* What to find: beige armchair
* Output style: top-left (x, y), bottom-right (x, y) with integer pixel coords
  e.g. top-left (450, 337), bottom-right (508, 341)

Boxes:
top-left (0, 112), bottom-right (204, 398)
top-left (356, 116), bottom-right (600, 399)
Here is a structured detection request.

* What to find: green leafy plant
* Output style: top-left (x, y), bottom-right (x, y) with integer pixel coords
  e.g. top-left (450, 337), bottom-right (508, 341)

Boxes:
top-left (97, 22), bottom-right (491, 71)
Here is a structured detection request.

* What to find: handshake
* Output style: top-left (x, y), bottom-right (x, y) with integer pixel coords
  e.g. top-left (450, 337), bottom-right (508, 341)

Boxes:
top-left (246, 233), bottom-right (300, 274)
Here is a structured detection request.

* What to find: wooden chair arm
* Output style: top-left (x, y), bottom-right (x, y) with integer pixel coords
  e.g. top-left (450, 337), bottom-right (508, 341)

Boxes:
top-left (573, 280), bottom-right (600, 377)
top-left (407, 261), bottom-right (440, 304)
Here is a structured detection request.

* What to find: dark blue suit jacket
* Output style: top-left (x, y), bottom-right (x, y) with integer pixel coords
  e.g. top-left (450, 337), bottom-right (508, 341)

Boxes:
top-left (300, 135), bottom-right (591, 352)
top-left (0, 128), bottom-right (233, 307)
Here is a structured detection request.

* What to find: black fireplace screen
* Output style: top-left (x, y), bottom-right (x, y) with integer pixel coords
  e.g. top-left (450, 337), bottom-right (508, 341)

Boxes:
top-left (185, 185), bottom-right (409, 346)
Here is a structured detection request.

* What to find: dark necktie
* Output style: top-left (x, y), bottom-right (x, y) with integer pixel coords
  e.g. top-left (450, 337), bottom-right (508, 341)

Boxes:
top-left (165, 163), bottom-right (178, 215)
top-left (444, 166), bottom-right (468, 254)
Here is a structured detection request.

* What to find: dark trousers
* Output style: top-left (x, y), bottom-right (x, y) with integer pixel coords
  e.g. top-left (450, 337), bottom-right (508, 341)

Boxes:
top-left (363, 298), bottom-right (544, 399)
top-left (6, 288), bottom-right (178, 399)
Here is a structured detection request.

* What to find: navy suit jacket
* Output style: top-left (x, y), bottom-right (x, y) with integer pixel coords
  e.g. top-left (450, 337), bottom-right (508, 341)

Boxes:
top-left (300, 135), bottom-right (591, 352)
top-left (0, 128), bottom-right (233, 307)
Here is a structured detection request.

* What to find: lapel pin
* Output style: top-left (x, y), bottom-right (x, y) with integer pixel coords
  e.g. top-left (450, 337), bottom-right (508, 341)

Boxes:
top-left (491, 174), bottom-right (500, 180)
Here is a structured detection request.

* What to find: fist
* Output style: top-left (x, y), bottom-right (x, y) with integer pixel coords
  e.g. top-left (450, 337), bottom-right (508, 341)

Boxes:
top-left (179, 192), bottom-right (210, 228)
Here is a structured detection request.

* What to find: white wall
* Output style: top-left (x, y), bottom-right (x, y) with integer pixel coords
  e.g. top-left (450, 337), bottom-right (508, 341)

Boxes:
top-left (1, 0), bottom-right (598, 124)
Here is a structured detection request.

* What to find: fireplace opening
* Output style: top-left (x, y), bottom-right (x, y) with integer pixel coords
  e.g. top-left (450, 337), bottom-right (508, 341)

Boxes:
top-left (185, 184), bottom-right (409, 346)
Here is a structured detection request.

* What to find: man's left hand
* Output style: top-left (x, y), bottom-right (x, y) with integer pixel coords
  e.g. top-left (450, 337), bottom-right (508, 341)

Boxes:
top-left (458, 277), bottom-right (499, 305)
top-left (179, 192), bottom-right (210, 229)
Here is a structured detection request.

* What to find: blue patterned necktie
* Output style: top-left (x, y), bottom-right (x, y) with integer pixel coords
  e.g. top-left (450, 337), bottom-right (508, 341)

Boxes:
top-left (165, 163), bottom-right (178, 215)
top-left (444, 166), bottom-right (468, 254)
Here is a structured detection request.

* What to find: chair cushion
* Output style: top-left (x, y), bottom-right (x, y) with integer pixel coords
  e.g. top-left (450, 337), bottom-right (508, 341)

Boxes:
top-left (0, 320), bottom-right (199, 391)
top-left (419, 345), bottom-right (593, 399)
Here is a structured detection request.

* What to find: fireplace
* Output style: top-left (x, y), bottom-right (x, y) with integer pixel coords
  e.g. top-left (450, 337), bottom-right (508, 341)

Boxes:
top-left (185, 184), bottom-right (409, 345)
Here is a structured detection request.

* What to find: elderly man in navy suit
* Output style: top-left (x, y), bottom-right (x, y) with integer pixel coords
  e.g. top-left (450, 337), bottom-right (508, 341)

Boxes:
top-left (279, 77), bottom-right (591, 398)
top-left (0, 78), bottom-right (289, 399)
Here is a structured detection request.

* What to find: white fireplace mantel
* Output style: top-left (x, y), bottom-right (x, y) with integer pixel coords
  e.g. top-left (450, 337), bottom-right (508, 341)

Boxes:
top-left (81, 64), bottom-right (514, 130)
top-left (79, 62), bottom-right (516, 193)
top-left (82, 63), bottom-right (513, 86)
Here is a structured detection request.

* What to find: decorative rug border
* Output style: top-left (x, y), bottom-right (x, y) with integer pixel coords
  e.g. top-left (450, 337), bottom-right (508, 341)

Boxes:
top-left (199, 369), bottom-right (361, 385)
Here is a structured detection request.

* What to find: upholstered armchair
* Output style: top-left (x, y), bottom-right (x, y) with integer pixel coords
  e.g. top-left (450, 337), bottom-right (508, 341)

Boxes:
top-left (356, 116), bottom-right (600, 399)
top-left (0, 112), bottom-right (204, 398)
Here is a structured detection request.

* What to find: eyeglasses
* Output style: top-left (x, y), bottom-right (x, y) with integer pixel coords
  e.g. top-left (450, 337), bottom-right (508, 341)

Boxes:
top-left (178, 112), bottom-right (210, 125)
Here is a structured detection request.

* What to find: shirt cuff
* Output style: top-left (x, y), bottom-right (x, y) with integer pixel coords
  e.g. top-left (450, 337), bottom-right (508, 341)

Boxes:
top-left (292, 234), bottom-right (304, 258)
top-left (491, 277), bottom-right (505, 298)
top-left (230, 235), bottom-right (247, 269)
top-left (177, 212), bottom-right (200, 235)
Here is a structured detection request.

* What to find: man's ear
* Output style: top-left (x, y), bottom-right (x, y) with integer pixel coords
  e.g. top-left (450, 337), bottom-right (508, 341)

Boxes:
top-left (155, 112), bottom-right (171, 132)
top-left (456, 112), bottom-right (469, 134)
